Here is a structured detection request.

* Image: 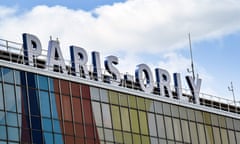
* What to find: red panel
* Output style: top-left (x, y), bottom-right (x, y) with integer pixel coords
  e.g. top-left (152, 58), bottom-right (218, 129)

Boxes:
top-left (82, 99), bottom-right (93, 125)
top-left (64, 121), bottom-right (74, 135)
top-left (73, 97), bottom-right (83, 123)
top-left (64, 136), bottom-right (74, 144)
top-left (55, 94), bottom-right (63, 120)
top-left (85, 125), bottom-right (95, 138)
top-left (62, 95), bottom-right (72, 121)
top-left (81, 84), bottom-right (90, 99)
top-left (71, 82), bottom-right (81, 97)
top-left (75, 124), bottom-right (84, 137)
top-left (60, 80), bottom-right (70, 95)
top-left (53, 79), bottom-right (60, 93)
top-left (75, 137), bottom-right (84, 143)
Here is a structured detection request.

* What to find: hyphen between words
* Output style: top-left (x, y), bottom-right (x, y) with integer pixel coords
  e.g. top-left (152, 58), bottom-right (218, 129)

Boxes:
top-left (22, 33), bottom-right (202, 104)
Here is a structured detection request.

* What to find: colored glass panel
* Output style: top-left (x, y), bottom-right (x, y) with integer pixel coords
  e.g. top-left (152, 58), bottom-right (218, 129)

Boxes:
top-left (138, 111), bottom-right (148, 135)
top-left (73, 97), bottom-right (83, 123)
top-left (4, 84), bottom-right (16, 112)
top-left (62, 95), bottom-right (72, 121)
top-left (129, 109), bottom-right (140, 133)
top-left (111, 105), bottom-right (121, 130)
top-left (120, 107), bottom-right (130, 132)
top-left (2, 67), bottom-right (14, 83)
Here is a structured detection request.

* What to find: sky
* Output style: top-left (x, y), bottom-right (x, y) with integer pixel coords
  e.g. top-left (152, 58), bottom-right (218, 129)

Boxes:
top-left (0, 0), bottom-right (240, 103)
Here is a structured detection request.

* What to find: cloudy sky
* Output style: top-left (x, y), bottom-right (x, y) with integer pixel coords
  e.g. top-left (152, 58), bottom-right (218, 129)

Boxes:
top-left (1, 0), bottom-right (240, 103)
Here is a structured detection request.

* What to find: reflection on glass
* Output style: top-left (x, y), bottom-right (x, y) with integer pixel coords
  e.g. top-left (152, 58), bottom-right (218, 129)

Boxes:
top-left (39, 91), bottom-right (51, 117)
top-left (173, 118), bottom-right (182, 141)
top-left (226, 117), bottom-right (234, 129)
top-left (0, 111), bottom-right (6, 125)
top-left (195, 111), bottom-right (203, 123)
top-left (165, 116), bottom-right (174, 140)
top-left (14, 70), bottom-right (21, 85)
top-left (42, 118), bottom-right (52, 132)
top-left (92, 102), bottom-right (103, 126)
top-left (100, 89), bottom-right (109, 102)
top-left (197, 123), bottom-right (206, 144)
top-left (0, 83), bottom-right (3, 110)
top-left (44, 132), bottom-right (54, 144)
top-left (220, 129), bottom-right (228, 144)
top-left (181, 120), bottom-right (190, 143)
top-left (8, 127), bottom-right (19, 141)
top-left (211, 114), bottom-right (219, 126)
top-left (104, 129), bottom-right (114, 142)
top-left (163, 103), bottom-right (171, 116)
top-left (228, 130), bottom-right (236, 144)
top-left (15, 86), bottom-right (21, 114)
top-left (54, 133), bottom-right (64, 144)
top-left (90, 87), bottom-right (100, 100)
top-left (213, 127), bottom-right (221, 144)
top-left (148, 113), bottom-right (157, 136)
top-left (50, 93), bottom-right (59, 119)
top-left (102, 104), bottom-right (112, 128)
top-left (53, 119), bottom-right (62, 133)
top-left (189, 122), bottom-right (198, 144)
top-left (38, 75), bottom-right (49, 90)
top-left (2, 68), bottom-right (14, 83)
top-left (0, 125), bottom-right (6, 140)
top-left (6, 112), bottom-right (18, 127)
top-left (205, 125), bottom-right (214, 144)
top-left (171, 105), bottom-right (179, 117)
top-left (156, 115), bottom-right (166, 138)
top-left (4, 84), bottom-right (16, 112)
top-left (179, 107), bottom-right (187, 119)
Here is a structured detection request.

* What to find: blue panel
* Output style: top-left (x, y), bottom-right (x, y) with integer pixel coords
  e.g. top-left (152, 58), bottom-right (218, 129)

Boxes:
top-left (39, 91), bottom-right (51, 117)
top-left (32, 130), bottom-right (43, 144)
top-left (0, 111), bottom-right (5, 124)
top-left (8, 127), bottom-right (19, 141)
top-left (0, 83), bottom-right (3, 110)
top-left (21, 87), bottom-right (29, 115)
top-left (27, 72), bottom-right (37, 88)
top-left (53, 119), bottom-right (61, 133)
top-left (44, 132), bottom-right (54, 144)
top-left (31, 116), bottom-right (41, 130)
top-left (6, 112), bottom-right (18, 127)
top-left (42, 118), bottom-right (52, 132)
top-left (4, 84), bottom-right (16, 112)
top-left (14, 70), bottom-right (21, 85)
top-left (0, 67), bottom-right (2, 81)
top-left (38, 75), bottom-right (49, 90)
top-left (54, 134), bottom-right (64, 144)
top-left (28, 89), bottom-right (40, 116)
top-left (50, 93), bottom-right (58, 119)
top-left (0, 126), bottom-right (6, 139)
top-left (2, 67), bottom-right (14, 83)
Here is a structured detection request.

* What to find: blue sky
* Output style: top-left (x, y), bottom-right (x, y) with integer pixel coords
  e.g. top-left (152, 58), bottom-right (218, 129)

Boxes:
top-left (0, 0), bottom-right (240, 103)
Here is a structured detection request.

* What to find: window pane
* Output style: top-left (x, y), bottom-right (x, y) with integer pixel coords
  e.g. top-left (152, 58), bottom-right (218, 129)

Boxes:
top-left (0, 111), bottom-right (6, 124)
top-left (137, 97), bottom-right (145, 110)
top-left (2, 68), bottom-right (14, 83)
top-left (114, 130), bottom-right (123, 143)
top-left (38, 75), bottom-right (49, 90)
top-left (0, 125), bottom-right (6, 139)
top-left (129, 95), bottom-right (137, 108)
top-left (39, 91), bottom-right (51, 117)
top-left (156, 115), bottom-right (166, 138)
top-left (139, 111), bottom-right (148, 135)
top-left (148, 113), bottom-right (157, 136)
top-left (173, 118), bottom-right (182, 141)
top-left (111, 105), bottom-right (121, 130)
top-left (4, 84), bottom-right (16, 112)
top-left (120, 107), bottom-right (130, 131)
top-left (145, 99), bottom-right (154, 112)
top-left (228, 130), bottom-right (236, 144)
top-left (171, 105), bottom-right (179, 117)
top-left (8, 127), bottom-right (19, 141)
top-left (130, 109), bottom-right (140, 133)
top-left (100, 89), bottom-right (108, 102)
top-left (102, 104), bottom-right (112, 128)
top-left (73, 97), bottom-right (83, 123)
top-left (187, 109), bottom-right (195, 121)
top-left (220, 129), bottom-right (228, 144)
top-left (154, 101), bottom-right (163, 114)
top-left (42, 118), bottom-right (52, 132)
top-left (195, 111), bottom-right (203, 123)
top-left (90, 87), bottom-right (100, 100)
top-left (197, 123), bottom-right (206, 144)
top-left (181, 120), bottom-right (190, 143)
top-left (213, 127), bottom-right (221, 144)
top-left (109, 91), bottom-right (119, 105)
top-left (189, 122), bottom-right (198, 144)
top-left (205, 125), bottom-right (214, 144)
top-left (6, 112), bottom-right (18, 127)
top-left (0, 83), bottom-right (3, 110)
top-left (62, 95), bottom-right (72, 121)
top-left (104, 129), bottom-right (114, 142)
top-left (15, 86), bottom-right (21, 114)
top-left (165, 116), bottom-right (174, 140)
top-left (163, 103), bottom-right (171, 116)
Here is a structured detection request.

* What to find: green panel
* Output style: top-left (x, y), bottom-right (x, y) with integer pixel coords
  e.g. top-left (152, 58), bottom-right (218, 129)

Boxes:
top-left (189, 122), bottom-right (198, 144)
top-left (197, 123), bottom-right (206, 144)
top-left (123, 132), bottom-right (132, 144)
top-left (173, 118), bottom-right (182, 141)
top-left (133, 134), bottom-right (141, 144)
top-left (164, 116), bottom-right (174, 140)
top-left (145, 99), bottom-right (154, 112)
top-left (141, 135), bottom-right (150, 144)
top-left (111, 106), bottom-right (121, 130)
top-left (119, 93), bottom-right (128, 107)
top-left (181, 120), bottom-right (190, 143)
top-left (114, 130), bottom-right (123, 143)
top-left (120, 107), bottom-right (130, 131)
top-left (138, 111), bottom-right (149, 135)
top-left (129, 95), bottom-right (137, 108)
top-left (203, 112), bottom-right (211, 125)
top-left (109, 91), bottom-right (119, 105)
top-left (137, 97), bottom-right (145, 110)
top-left (205, 125), bottom-right (214, 144)
top-left (129, 109), bottom-right (140, 133)
top-left (220, 129), bottom-right (228, 144)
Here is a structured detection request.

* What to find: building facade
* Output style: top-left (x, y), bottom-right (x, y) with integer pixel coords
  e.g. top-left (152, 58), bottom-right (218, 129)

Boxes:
top-left (0, 37), bottom-right (240, 144)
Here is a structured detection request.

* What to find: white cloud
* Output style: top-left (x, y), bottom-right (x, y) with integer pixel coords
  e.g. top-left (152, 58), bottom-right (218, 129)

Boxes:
top-left (0, 0), bottom-right (240, 97)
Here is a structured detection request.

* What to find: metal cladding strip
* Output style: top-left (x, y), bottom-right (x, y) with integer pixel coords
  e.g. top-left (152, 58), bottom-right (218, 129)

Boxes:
top-left (0, 59), bottom-right (239, 119)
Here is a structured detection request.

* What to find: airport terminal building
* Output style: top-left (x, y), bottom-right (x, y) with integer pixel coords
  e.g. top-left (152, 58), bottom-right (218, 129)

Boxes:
top-left (0, 34), bottom-right (240, 144)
